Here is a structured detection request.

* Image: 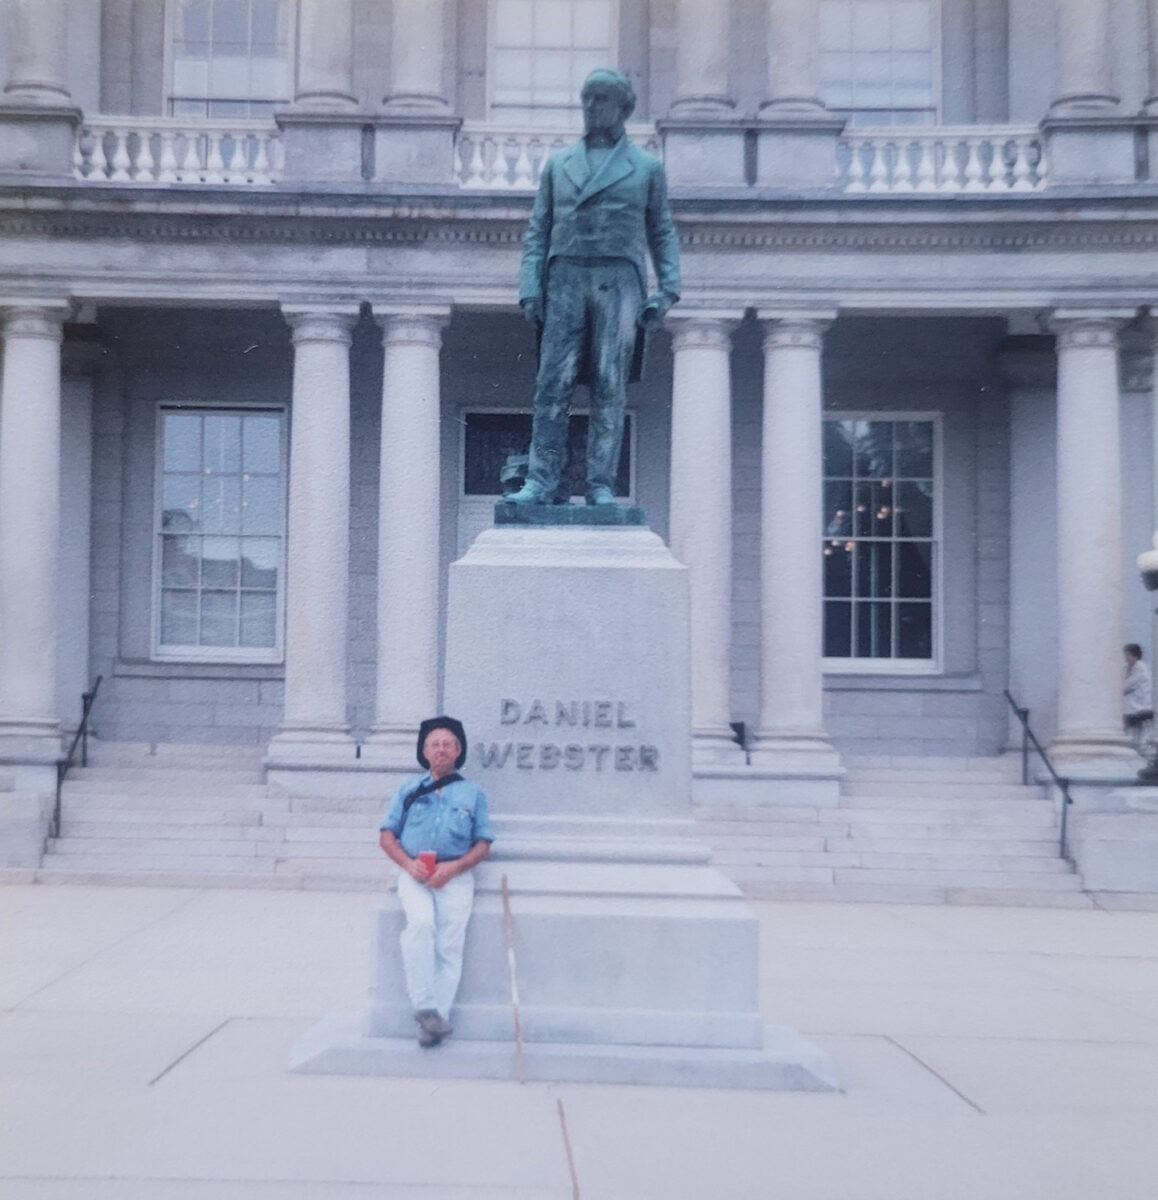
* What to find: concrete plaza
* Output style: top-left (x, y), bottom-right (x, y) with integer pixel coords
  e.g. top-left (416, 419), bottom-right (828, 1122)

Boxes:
top-left (2, 883), bottom-right (1157, 1199)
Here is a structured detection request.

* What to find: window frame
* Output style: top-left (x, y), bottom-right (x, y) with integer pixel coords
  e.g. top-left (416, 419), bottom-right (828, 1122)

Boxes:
top-left (819, 0), bottom-right (943, 127)
top-left (163, 0), bottom-right (297, 119)
top-left (486, 0), bottom-right (621, 127)
top-left (821, 410), bottom-right (943, 675)
top-left (151, 401), bottom-right (289, 665)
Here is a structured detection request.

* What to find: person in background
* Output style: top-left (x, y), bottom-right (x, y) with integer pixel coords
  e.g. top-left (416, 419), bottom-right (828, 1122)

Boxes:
top-left (1123, 644), bottom-right (1153, 751)
top-left (378, 716), bottom-right (494, 1048)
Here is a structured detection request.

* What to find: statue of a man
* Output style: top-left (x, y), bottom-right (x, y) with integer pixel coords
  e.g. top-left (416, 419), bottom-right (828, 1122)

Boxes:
top-left (507, 68), bottom-right (681, 507)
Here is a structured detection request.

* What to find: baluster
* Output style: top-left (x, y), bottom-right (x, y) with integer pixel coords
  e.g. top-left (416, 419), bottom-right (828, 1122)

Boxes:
top-left (512, 136), bottom-right (534, 188)
top-left (90, 130), bottom-right (109, 180)
top-left (462, 136), bottom-right (487, 187)
top-left (1010, 138), bottom-right (1033, 191)
top-left (914, 138), bottom-right (936, 191)
top-left (136, 132), bottom-right (156, 181)
top-left (892, 139), bottom-right (913, 191)
top-left (72, 129), bottom-right (87, 178)
top-left (844, 139), bottom-right (866, 192)
top-left (179, 131), bottom-right (201, 182)
top-left (226, 132), bottom-right (247, 182)
top-left (253, 134), bottom-right (272, 184)
top-left (963, 136), bottom-right (986, 191)
top-left (939, 137), bottom-right (961, 191)
top-left (158, 131), bottom-right (178, 182)
top-left (110, 131), bottom-right (132, 181)
top-left (205, 132), bottom-right (225, 183)
top-left (867, 139), bottom-right (890, 191)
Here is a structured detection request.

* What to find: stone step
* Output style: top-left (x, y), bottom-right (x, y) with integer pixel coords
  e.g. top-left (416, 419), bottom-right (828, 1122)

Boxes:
top-left (692, 804), bottom-right (822, 824)
top-left (40, 850), bottom-right (274, 873)
top-left (840, 782), bottom-right (1046, 801)
top-left (843, 755), bottom-right (1026, 773)
top-left (63, 776), bottom-right (272, 796)
top-left (60, 821), bottom-right (278, 841)
top-left (59, 792), bottom-right (289, 813)
top-left (825, 835), bottom-right (1060, 856)
top-left (821, 808), bottom-right (1058, 828)
top-left (711, 848), bottom-right (1071, 873)
top-left (843, 765), bottom-right (1026, 783)
top-left (59, 808), bottom-right (263, 828)
top-left (829, 867), bottom-right (1082, 890)
top-left (84, 741), bottom-right (266, 769)
top-left (47, 837), bottom-right (260, 858)
top-left (736, 880), bottom-right (1095, 908)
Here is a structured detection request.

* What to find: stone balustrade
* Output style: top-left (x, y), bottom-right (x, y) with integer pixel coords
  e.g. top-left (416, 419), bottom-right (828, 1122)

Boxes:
top-left (74, 118), bottom-right (283, 185)
top-left (456, 122), bottom-right (661, 190)
top-left (839, 125), bottom-right (1047, 193)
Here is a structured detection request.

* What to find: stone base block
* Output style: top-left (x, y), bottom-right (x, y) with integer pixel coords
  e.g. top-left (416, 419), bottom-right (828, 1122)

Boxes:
top-left (277, 111), bottom-right (366, 182)
top-left (0, 791), bottom-right (52, 867)
top-left (1072, 789), bottom-right (1158, 892)
top-left (290, 1012), bottom-right (839, 1091)
top-left (1041, 118), bottom-right (1137, 185)
top-left (0, 103), bottom-right (81, 177)
top-left (755, 116), bottom-right (845, 189)
top-left (657, 122), bottom-right (749, 187)
top-left (373, 115), bottom-right (461, 185)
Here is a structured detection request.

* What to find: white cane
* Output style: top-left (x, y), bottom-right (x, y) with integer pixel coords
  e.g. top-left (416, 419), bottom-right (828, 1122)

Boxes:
top-left (500, 874), bottom-right (526, 1084)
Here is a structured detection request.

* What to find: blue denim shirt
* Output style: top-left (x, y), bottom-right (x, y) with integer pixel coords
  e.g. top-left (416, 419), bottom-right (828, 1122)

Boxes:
top-left (379, 773), bottom-right (495, 862)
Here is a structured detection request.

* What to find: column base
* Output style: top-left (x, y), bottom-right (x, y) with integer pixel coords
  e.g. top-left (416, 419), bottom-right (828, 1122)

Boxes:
top-left (0, 102), bottom-right (81, 178)
top-left (372, 113), bottom-right (461, 185)
top-left (691, 727), bottom-right (746, 768)
top-left (1046, 733), bottom-right (1139, 779)
top-left (358, 726), bottom-right (422, 772)
top-left (656, 118), bottom-right (748, 187)
top-left (265, 726), bottom-right (356, 765)
top-left (694, 736), bottom-right (843, 808)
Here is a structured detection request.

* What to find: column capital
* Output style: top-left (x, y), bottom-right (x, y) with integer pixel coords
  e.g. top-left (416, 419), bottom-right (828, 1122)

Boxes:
top-left (759, 311), bottom-right (837, 351)
top-left (667, 311), bottom-right (742, 352)
top-left (281, 305), bottom-right (360, 345)
top-left (1049, 308), bottom-right (1137, 348)
top-left (1, 303), bottom-right (69, 341)
top-left (375, 307), bottom-right (451, 348)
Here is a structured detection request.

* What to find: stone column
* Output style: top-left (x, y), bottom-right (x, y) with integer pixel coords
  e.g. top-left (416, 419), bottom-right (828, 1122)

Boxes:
top-left (668, 313), bottom-right (742, 766)
top-left (363, 308), bottom-right (450, 768)
top-left (3, 0), bottom-right (70, 103)
top-left (0, 303), bottom-right (70, 757)
top-left (1051, 0), bottom-right (1118, 115)
top-left (267, 307), bottom-right (359, 763)
top-left (1146, 0), bottom-right (1158, 112)
top-left (1050, 310), bottom-right (1136, 766)
top-left (761, 0), bottom-right (824, 115)
top-left (671, 0), bottom-right (734, 115)
top-left (294, 0), bottom-right (357, 109)
top-left (750, 313), bottom-right (842, 799)
top-left (383, 0), bottom-right (448, 110)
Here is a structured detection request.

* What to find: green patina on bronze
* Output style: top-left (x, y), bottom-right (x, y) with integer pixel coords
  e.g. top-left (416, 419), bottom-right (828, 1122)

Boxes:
top-left (494, 500), bottom-right (645, 526)
top-left (505, 67), bottom-right (681, 516)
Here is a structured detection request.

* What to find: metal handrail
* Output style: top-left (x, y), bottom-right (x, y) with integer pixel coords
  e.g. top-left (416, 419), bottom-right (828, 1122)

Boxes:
top-left (1003, 689), bottom-right (1074, 861)
top-left (52, 676), bottom-right (103, 840)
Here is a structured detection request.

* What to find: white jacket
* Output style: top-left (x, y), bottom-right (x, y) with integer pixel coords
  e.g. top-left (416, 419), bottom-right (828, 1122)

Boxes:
top-left (1124, 659), bottom-right (1153, 715)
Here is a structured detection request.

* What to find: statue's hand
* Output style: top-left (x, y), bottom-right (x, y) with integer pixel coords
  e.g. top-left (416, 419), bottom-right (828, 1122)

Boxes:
top-left (638, 293), bottom-right (674, 330)
top-left (521, 298), bottom-right (544, 327)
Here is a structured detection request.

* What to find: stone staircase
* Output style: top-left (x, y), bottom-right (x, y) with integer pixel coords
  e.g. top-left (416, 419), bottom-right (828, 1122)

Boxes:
top-left (693, 755), bottom-right (1088, 906)
top-left (34, 742), bottom-right (392, 891)
top-left (11, 742), bottom-right (1089, 906)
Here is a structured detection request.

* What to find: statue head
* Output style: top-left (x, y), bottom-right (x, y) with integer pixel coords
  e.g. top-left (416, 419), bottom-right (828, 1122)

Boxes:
top-left (580, 68), bottom-right (636, 141)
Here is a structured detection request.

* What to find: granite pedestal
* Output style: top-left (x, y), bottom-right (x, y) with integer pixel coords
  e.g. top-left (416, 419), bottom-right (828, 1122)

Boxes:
top-left (291, 522), bottom-right (838, 1090)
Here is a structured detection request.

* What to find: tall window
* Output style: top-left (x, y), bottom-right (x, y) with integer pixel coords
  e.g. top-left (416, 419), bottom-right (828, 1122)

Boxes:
top-left (492, 0), bottom-right (616, 126)
top-left (155, 407), bottom-right (286, 660)
top-left (169, 0), bottom-right (292, 117)
top-left (823, 417), bottom-right (937, 668)
top-left (819, 0), bottom-right (937, 126)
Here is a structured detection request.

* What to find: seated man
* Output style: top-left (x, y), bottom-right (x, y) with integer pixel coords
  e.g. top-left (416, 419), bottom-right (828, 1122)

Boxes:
top-left (378, 716), bottom-right (494, 1047)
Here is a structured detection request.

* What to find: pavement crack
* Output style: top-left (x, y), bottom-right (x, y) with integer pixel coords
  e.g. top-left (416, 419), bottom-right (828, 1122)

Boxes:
top-left (884, 1035), bottom-right (987, 1115)
top-left (147, 1017), bottom-right (232, 1087)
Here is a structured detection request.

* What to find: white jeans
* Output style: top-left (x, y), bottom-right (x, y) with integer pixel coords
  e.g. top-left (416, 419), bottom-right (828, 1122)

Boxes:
top-left (396, 869), bottom-right (476, 1020)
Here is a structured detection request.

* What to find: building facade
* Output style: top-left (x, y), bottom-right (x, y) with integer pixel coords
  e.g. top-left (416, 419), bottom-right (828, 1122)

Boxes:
top-left (0, 0), bottom-right (1155, 808)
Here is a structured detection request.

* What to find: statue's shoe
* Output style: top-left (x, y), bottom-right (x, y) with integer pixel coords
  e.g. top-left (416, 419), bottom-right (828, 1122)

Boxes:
top-left (586, 487), bottom-right (617, 506)
top-left (505, 483), bottom-right (549, 505)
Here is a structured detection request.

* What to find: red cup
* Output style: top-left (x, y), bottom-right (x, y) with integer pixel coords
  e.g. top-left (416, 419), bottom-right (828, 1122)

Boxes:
top-left (417, 850), bottom-right (437, 878)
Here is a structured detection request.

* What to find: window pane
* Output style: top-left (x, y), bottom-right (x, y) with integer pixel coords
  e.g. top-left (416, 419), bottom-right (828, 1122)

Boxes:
top-left (496, 51), bottom-right (534, 91)
top-left (825, 600), bottom-right (853, 657)
top-left (212, 0), bottom-right (249, 47)
top-left (163, 413), bottom-right (201, 472)
top-left (573, 0), bottom-right (612, 49)
top-left (536, 0), bottom-right (573, 46)
top-left (496, 0), bottom-right (535, 45)
top-left (855, 601), bottom-right (892, 657)
top-left (853, 421), bottom-right (893, 478)
top-left (824, 481), bottom-right (853, 535)
top-left (242, 474), bottom-right (281, 535)
top-left (894, 420), bottom-right (933, 475)
top-left (895, 480), bottom-right (933, 538)
top-left (897, 541), bottom-right (933, 598)
top-left (179, 0), bottom-right (211, 43)
top-left (251, 0), bottom-right (284, 45)
top-left (853, 2), bottom-right (892, 50)
top-left (242, 414), bottom-right (281, 473)
top-left (820, 1), bottom-right (853, 51)
top-left (160, 589), bottom-right (198, 645)
top-left (824, 541), bottom-right (853, 597)
top-left (897, 602), bottom-right (932, 657)
top-left (893, 1), bottom-right (932, 50)
top-left (162, 475), bottom-right (202, 531)
top-left (855, 541), bottom-right (892, 598)
top-left (534, 50), bottom-right (574, 86)
top-left (200, 590), bottom-right (238, 646)
top-left (240, 591), bottom-right (277, 647)
top-left (241, 538), bottom-right (279, 589)
top-left (173, 58), bottom-right (211, 95)
top-left (202, 536), bottom-right (240, 588)
top-left (202, 475), bottom-right (241, 534)
top-left (203, 414), bottom-right (241, 474)
top-left (823, 420), bottom-right (855, 476)
top-left (162, 535), bottom-right (200, 587)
